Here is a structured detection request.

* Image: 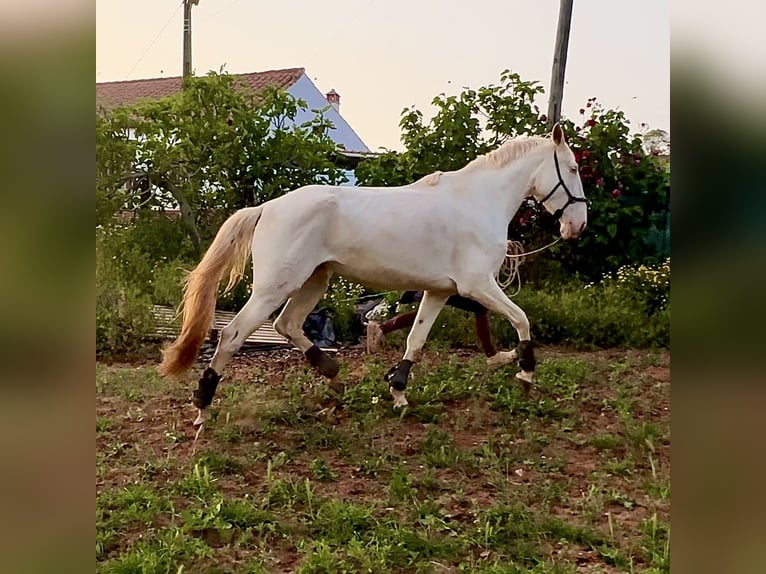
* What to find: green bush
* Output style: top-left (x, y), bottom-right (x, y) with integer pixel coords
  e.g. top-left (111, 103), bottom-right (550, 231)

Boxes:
top-left (423, 259), bottom-right (669, 350)
top-left (96, 233), bottom-right (155, 357)
top-left (320, 276), bottom-right (367, 342)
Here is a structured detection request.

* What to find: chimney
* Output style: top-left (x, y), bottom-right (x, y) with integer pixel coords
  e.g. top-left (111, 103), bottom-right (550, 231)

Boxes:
top-left (325, 89), bottom-right (340, 113)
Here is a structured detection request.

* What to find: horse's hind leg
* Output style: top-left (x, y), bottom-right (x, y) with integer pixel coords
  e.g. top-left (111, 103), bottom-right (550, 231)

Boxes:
top-left (273, 265), bottom-right (339, 379)
top-left (385, 291), bottom-right (448, 408)
top-left (192, 291), bottom-right (284, 426)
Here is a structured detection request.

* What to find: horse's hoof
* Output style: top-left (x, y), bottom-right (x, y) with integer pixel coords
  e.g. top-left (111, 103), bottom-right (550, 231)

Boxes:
top-left (390, 386), bottom-right (409, 409)
top-left (515, 371), bottom-right (533, 395)
top-left (193, 408), bottom-right (208, 427)
top-left (515, 370), bottom-right (534, 384)
top-left (487, 349), bottom-right (518, 368)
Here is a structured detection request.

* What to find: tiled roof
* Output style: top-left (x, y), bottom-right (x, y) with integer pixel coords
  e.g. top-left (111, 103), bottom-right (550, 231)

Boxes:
top-left (96, 67), bottom-right (305, 109)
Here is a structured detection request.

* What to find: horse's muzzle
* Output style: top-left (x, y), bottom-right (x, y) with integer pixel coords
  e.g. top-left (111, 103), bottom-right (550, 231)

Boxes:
top-left (560, 221), bottom-right (587, 240)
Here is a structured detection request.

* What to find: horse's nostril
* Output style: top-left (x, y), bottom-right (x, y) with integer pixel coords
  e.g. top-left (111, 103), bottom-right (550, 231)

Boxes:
top-left (579, 222), bottom-right (587, 233)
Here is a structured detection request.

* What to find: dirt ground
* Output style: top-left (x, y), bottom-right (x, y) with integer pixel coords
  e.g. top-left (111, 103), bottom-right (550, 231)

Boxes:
top-left (97, 344), bottom-right (670, 573)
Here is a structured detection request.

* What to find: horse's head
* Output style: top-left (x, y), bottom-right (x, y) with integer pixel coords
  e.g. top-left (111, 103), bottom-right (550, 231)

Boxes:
top-left (530, 124), bottom-right (588, 240)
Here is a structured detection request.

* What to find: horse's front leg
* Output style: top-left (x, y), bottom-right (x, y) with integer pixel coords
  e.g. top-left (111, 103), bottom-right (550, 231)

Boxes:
top-left (460, 276), bottom-right (536, 386)
top-left (384, 291), bottom-right (448, 408)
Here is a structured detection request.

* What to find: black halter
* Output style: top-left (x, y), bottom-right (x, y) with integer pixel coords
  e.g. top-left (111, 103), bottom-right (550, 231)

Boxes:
top-left (539, 151), bottom-right (588, 221)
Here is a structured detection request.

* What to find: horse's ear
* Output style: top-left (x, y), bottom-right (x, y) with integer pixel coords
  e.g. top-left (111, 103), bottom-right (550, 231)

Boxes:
top-left (552, 123), bottom-right (565, 145)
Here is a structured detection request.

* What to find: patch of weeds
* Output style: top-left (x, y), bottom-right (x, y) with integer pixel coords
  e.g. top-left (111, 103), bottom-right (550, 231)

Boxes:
top-left (98, 526), bottom-right (212, 573)
top-left (96, 418), bottom-right (111, 434)
top-left (645, 454), bottom-right (670, 500)
top-left (624, 420), bottom-right (664, 452)
top-left (97, 485), bottom-right (173, 561)
top-left (459, 561), bottom-right (576, 573)
top-left (372, 518), bottom-right (463, 565)
top-left (540, 516), bottom-right (610, 550)
top-left (588, 433), bottom-right (623, 450)
top-left (310, 457), bottom-right (339, 482)
top-left (420, 427), bottom-right (477, 472)
top-left (267, 450), bottom-right (290, 470)
top-left (354, 451), bottom-right (400, 478)
top-left (645, 477), bottom-right (670, 502)
top-left (180, 497), bottom-right (282, 550)
top-left (263, 476), bottom-right (316, 513)
top-left (639, 513), bottom-right (670, 573)
top-left (604, 489), bottom-right (636, 510)
top-left (211, 421), bottom-right (246, 444)
top-left (388, 467), bottom-right (416, 503)
top-left (96, 527), bottom-right (118, 559)
top-left (638, 351), bottom-right (664, 368)
top-left (176, 463), bottom-right (218, 500)
top-left (408, 357), bottom-right (484, 404)
top-left (613, 395), bottom-right (637, 421)
top-left (530, 479), bottom-right (568, 508)
top-left (408, 402), bottom-right (445, 423)
top-left (340, 365), bottom-right (387, 413)
top-left (181, 496), bottom-right (235, 544)
top-left (310, 499), bottom-right (375, 545)
top-left (471, 504), bottom-right (541, 564)
top-left (98, 484), bottom-right (171, 529)
top-left (163, 421), bottom-right (186, 444)
top-left (412, 498), bottom-right (454, 535)
top-left (120, 388), bottom-right (141, 403)
top-left (256, 395), bottom-right (312, 428)
top-left (138, 457), bottom-right (173, 480)
top-left (220, 499), bottom-right (280, 532)
top-left (604, 455), bottom-right (636, 477)
top-left (219, 379), bottom-right (248, 403)
top-left (196, 451), bottom-right (244, 475)
top-left (536, 358), bottom-right (591, 400)
top-left (577, 483), bottom-right (608, 519)
top-left (489, 381), bottom-right (569, 422)
top-left (608, 358), bottom-right (633, 382)
top-left (415, 467), bottom-right (441, 493)
top-left (301, 423), bottom-right (344, 449)
top-left (298, 540), bottom-right (384, 574)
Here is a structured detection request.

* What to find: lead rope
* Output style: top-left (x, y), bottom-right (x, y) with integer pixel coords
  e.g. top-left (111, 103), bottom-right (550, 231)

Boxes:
top-left (497, 237), bottom-right (562, 296)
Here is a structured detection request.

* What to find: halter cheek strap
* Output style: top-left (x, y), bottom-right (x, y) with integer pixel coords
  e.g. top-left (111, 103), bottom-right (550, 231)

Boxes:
top-left (540, 151), bottom-right (588, 221)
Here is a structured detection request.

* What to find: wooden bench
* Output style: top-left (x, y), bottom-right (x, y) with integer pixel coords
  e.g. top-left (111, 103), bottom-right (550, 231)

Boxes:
top-left (151, 305), bottom-right (290, 349)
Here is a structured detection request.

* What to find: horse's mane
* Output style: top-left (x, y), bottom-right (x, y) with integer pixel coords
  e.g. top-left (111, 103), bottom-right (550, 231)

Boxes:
top-left (409, 136), bottom-right (551, 188)
top-left (462, 136), bottom-right (551, 172)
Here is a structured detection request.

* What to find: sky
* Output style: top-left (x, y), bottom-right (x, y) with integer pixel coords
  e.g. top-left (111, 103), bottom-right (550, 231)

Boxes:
top-left (96, 0), bottom-right (670, 152)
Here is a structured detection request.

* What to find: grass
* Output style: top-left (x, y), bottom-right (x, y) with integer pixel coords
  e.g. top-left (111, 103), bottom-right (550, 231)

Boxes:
top-left (96, 347), bottom-right (670, 573)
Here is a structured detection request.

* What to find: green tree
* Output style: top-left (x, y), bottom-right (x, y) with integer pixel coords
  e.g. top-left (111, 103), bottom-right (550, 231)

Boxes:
top-left (356, 70), bottom-right (546, 185)
top-left (96, 72), bottom-right (347, 253)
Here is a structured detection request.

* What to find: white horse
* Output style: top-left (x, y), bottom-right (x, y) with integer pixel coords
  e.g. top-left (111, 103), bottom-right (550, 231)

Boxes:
top-left (159, 124), bottom-right (587, 425)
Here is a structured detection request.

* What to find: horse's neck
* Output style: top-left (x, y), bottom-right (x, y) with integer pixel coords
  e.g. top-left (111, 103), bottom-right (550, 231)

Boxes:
top-left (453, 152), bottom-right (542, 224)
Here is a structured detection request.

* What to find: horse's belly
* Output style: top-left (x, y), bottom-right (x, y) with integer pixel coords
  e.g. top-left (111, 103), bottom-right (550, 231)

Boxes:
top-left (327, 260), bottom-right (457, 292)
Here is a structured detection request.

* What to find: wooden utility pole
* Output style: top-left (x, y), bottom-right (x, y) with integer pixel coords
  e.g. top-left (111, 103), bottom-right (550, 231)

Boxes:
top-left (547, 0), bottom-right (574, 126)
top-left (183, 0), bottom-right (200, 78)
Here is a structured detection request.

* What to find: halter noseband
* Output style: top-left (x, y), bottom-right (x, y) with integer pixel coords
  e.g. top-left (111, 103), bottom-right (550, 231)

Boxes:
top-left (539, 151), bottom-right (588, 221)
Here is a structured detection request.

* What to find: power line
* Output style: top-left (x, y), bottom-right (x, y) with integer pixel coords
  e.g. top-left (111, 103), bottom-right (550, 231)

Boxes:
top-left (198, 0), bottom-right (242, 24)
top-left (126, 1), bottom-right (184, 79)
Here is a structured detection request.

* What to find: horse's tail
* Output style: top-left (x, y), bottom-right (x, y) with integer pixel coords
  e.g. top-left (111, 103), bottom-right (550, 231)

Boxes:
top-left (159, 206), bottom-right (263, 378)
